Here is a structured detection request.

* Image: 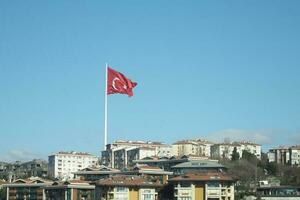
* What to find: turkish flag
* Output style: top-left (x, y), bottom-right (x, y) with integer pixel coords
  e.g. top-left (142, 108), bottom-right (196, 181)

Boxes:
top-left (107, 67), bottom-right (137, 97)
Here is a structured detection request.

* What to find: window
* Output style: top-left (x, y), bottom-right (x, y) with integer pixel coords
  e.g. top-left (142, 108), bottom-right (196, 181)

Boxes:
top-left (116, 187), bottom-right (127, 192)
top-left (207, 182), bottom-right (219, 188)
top-left (114, 187), bottom-right (128, 200)
top-left (141, 189), bottom-right (156, 200)
top-left (179, 197), bottom-right (192, 200)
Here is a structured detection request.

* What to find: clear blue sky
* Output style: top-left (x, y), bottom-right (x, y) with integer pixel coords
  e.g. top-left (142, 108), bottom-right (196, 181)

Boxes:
top-left (1, 0), bottom-right (300, 162)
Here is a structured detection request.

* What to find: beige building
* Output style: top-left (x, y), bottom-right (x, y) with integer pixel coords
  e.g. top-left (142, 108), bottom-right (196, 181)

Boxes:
top-left (101, 140), bottom-right (172, 169)
top-left (169, 172), bottom-right (235, 200)
top-left (95, 175), bottom-right (163, 200)
top-left (172, 140), bottom-right (214, 157)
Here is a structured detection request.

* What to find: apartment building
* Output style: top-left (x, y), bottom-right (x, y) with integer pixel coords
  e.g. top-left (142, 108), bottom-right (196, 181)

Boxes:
top-left (169, 172), bottom-right (235, 200)
top-left (3, 177), bottom-right (52, 200)
top-left (101, 140), bottom-right (172, 169)
top-left (267, 147), bottom-right (290, 164)
top-left (0, 159), bottom-right (48, 181)
top-left (94, 175), bottom-right (163, 200)
top-left (172, 139), bottom-right (214, 157)
top-left (289, 146), bottom-right (300, 165)
top-left (45, 180), bottom-right (95, 200)
top-left (48, 151), bottom-right (98, 180)
top-left (211, 142), bottom-right (261, 160)
top-left (267, 145), bottom-right (300, 166)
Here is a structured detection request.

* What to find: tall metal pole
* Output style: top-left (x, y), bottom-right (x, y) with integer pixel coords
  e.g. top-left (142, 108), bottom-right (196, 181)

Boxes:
top-left (104, 63), bottom-right (108, 150)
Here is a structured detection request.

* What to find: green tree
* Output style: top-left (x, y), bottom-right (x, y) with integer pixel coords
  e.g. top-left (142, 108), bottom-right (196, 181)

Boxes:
top-left (242, 150), bottom-right (257, 163)
top-left (266, 162), bottom-right (278, 176)
top-left (0, 188), bottom-right (6, 200)
top-left (231, 147), bottom-right (240, 161)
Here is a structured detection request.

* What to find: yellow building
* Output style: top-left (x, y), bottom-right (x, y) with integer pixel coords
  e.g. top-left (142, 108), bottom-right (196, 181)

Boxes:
top-left (169, 172), bottom-right (235, 200)
top-left (95, 175), bottom-right (163, 200)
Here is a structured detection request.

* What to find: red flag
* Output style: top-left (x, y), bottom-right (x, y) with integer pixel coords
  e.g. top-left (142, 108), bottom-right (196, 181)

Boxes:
top-left (107, 67), bottom-right (137, 97)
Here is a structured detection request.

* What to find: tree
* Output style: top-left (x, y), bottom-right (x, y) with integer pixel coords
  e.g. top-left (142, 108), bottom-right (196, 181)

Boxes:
top-left (0, 188), bottom-right (6, 200)
top-left (242, 150), bottom-right (257, 163)
top-left (265, 162), bottom-right (278, 176)
top-left (231, 147), bottom-right (240, 161)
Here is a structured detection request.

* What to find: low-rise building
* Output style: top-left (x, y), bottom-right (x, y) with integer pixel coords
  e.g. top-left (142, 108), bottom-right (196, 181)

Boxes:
top-left (123, 164), bottom-right (173, 184)
top-left (95, 175), bottom-right (163, 200)
top-left (45, 180), bottom-right (95, 200)
top-left (3, 177), bottom-right (52, 200)
top-left (169, 172), bottom-right (235, 200)
top-left (171, 160), bottom-right (227, 176)
top-left (48, 151), bottom-right (98, 180)
top-left (133, 155), bottom-right (211, 172)
top-left (257, 186), bottom-right (300, 200)
top-left (73, 166), bottom-right (120, 181)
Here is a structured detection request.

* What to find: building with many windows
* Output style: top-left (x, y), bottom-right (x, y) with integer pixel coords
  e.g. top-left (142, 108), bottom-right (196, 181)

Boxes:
top-left (171, 160), bottom-right (227, 176)
top-left (95, 175), bottom-right (163, 200)
top-left (289, 146), bottom-right (300, 166)
top-left (211, 142), bottom-right (261, 160)
top-left (172, 140), bottom-right (214, 158)
top-left (169, 172), bottom-right (235, 200)
top-left (101, 140), bottom-right (172, 169)
top-left (257, 185), bottom-right (300, 200)
top-left (3, 177), bottom-right (52, 200)
top-left (44, 180), bottom-right (95, 200)
top-left (73, 166), bottom-right (120, 181)
top-left (267, 145), bottom-right (300, 166)
top-left (48, 151), bottom-right (98, 180)
top-left (0, 159), bottom-right (48, 181)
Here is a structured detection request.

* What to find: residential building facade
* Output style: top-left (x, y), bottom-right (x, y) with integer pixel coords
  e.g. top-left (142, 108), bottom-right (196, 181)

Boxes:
top-left (211, 142), bottom-right (261, 160)
top-left (0, 160), bottom-right (48, 181)
top-left (101, 140), bottom-right (172, 169)
top-left (267, 147), bottom-right (290, 165)
top-left (257, 186), bottom-right (300, 200)
top-left (169, 172), bottom-right (235, 200)
top-left (3, 177), bottom-right (52, 200)
top-left (289, 146), bottom-right (300, 166)
top-left (172, 140), bottom-right (214, 158)
top-left (45, 180), bottom-right (95, 200)
top-left (48, 151), bottom-right (98, 180)
top-left (95, 175), bottom-right (163, 200)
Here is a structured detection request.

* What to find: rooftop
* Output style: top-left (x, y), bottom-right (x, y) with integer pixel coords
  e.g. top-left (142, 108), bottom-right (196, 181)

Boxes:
top-left (95, 175), bottom-right (163, 187)
top-left (114, 140), bottom-right (165, 145)
top-left (171, 160), bottom-right (225, 169)
top-left (169, 172), bottom-right (234, 182)
top-left (51, 151), bottom-right (96, 156)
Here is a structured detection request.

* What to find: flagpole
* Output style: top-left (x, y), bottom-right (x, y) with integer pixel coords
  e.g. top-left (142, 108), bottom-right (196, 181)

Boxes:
top-left (104, 63), bottom-right (108, 150)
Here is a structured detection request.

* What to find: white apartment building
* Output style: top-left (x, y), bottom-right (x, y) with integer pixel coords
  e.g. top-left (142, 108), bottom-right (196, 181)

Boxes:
top-left (48, 151), bottom-right (98, 180)
top-left (289, 146), bottom-right (300, 165)
top-left (172, 139), bottom-right (214, 157)
top-left (267, 147), bottom-right (290, 165)
top-left (101, 140), bottom-right (172, 169)
top-left (211, 142), bottom-right (261, 160)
